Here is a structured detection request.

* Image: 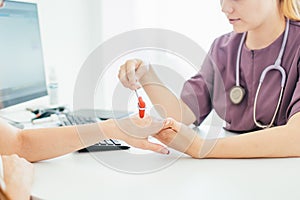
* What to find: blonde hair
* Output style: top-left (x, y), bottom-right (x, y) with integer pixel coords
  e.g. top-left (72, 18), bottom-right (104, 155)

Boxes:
top-left (280, 0), bottom-right (300, 20)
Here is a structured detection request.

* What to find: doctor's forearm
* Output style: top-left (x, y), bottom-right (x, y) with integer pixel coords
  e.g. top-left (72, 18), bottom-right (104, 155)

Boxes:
top-left (140, 66), bottom-right (196, 125)
top-left (204, 125), bottom-right (300, 158)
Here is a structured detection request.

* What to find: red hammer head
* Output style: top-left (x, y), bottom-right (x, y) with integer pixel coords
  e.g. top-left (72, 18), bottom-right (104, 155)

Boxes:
top-left (138, 96), bottom-right (146, 118)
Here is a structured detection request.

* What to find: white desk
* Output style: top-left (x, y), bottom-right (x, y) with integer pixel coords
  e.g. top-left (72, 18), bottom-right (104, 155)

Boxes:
top-left (31, 126), bottom-right (300, 200)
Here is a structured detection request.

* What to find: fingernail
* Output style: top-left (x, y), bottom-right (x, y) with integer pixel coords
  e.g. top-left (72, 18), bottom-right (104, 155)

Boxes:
top-left (160, 148), bottom-right (170, 155)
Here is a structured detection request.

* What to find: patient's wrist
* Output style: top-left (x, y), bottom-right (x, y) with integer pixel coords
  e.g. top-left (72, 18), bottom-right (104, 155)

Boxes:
top-left (97, 119), bottom-right (116, 139)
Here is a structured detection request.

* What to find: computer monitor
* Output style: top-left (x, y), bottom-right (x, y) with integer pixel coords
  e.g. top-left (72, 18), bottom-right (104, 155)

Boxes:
top-left (0, 0), bottom-right (47, 109)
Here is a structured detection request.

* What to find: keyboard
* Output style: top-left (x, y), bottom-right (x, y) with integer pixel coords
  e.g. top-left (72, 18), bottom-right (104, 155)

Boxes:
top-left (58, 110), bottom-right (130, 152)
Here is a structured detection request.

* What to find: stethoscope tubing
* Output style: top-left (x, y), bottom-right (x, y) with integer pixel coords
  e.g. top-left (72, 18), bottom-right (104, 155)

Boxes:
top-left (234, 19), bottom-right (290, 128)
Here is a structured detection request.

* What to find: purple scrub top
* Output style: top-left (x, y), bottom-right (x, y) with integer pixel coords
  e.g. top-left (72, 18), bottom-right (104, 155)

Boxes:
top-left (181, 20), bottom-right (300, 132)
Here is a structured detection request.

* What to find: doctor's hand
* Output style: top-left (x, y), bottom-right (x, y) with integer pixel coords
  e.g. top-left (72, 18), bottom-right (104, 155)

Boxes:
top-left (106, 114), bottom-right (170, 155)
top-left (2, 154), bottom-right (34, 200)
top-left (118, 59), bottom-right (149, 90)
top-left (154, 118), bottom-right (202, 158)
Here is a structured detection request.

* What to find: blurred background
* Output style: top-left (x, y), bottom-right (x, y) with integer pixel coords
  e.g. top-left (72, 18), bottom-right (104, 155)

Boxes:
top-left (6, 0), bottom-right (231, 112)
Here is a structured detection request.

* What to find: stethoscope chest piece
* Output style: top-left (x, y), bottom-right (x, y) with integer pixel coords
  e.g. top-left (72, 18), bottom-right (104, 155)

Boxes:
top-left (230, 85), bottom-right (245, 104)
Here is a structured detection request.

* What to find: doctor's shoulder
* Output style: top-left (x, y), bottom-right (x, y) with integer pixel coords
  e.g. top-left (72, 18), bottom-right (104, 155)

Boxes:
top-left (210, 31), bottom-right (242, 51)
top-left (290, 20), bottom-right (300, 28)
top-left (288, 20), bottom-right (300, 43)
top-left (289, 20), bottom-right (300, 34)
top-left (207, 32), bottom-right (243, 65)
top-left (288, 20), bottom-right (300, 61)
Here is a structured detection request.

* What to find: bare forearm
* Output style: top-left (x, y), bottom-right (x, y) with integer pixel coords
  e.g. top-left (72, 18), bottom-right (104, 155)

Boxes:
top-left (204, 125), bottom-right (300, 158)
top-left (160, 108), bottom-right (300, 159)
top-left (17, 121), bottom-right (112, 162)
top-left (141, 66), bottom-right (196, 124)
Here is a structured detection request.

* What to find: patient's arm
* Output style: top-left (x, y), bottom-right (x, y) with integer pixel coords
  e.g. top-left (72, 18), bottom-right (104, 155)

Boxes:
top-left (0, 116), bottom-right (168, 162)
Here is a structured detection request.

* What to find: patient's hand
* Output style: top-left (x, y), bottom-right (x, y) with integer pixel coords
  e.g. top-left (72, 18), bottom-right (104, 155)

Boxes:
top-left (116, 114), bottom-right (164, 138)
top-left (2, 154), bottom-right (34, 200)
top-left (108, 114), bottom-right (170, 154)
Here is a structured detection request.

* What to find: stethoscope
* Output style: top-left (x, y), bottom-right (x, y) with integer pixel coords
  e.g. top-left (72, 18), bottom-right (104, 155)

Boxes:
top-left (229, 19), bottom-right (289, 129)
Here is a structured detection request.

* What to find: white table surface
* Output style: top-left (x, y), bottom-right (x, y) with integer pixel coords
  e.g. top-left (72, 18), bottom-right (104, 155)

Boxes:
top-left (31, 126), bottom-right (300, 200)
top-left (4, 96), bottom-right (299, 199)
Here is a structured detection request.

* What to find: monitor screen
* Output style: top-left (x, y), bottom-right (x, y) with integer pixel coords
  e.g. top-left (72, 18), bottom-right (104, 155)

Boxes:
top-left (0, 1), bottom-right (47, 109)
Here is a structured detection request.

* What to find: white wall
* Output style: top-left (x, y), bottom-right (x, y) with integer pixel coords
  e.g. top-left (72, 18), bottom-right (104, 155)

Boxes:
top-left (16, 0), bottom-right (231, 110)
top-left (36, 0), bottom-right (98, 107)
top-left (92, 0), bottom-right (232, 110)
top-left (99, 0), bottom-right (231, 50)
top-left (134, 0), bottom-right (231, 50)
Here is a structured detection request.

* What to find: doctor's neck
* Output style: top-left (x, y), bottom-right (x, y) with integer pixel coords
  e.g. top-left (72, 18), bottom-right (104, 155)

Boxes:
top-left (245, 14), bottom-right (286, 50)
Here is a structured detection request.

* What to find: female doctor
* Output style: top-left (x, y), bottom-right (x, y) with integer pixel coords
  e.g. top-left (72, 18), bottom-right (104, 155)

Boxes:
top-left (119, 0), bottom-right (300, 158)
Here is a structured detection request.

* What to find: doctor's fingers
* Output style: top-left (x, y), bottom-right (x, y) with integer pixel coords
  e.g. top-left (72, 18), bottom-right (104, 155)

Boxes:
top-left (135, 60), bottom-right (149, 81)
top-left (153, 129), bottom-right (177, 146)
top-left (154, 127), bottom-right (195, 154)
top-left (125, 59), bottom-right (143, 88)
top-left (118, 65), bottom-right (130, 88)
top-left (119, 63), bottom-right (140, 90)
top-left (162, 118), bottom-right (181, 132)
